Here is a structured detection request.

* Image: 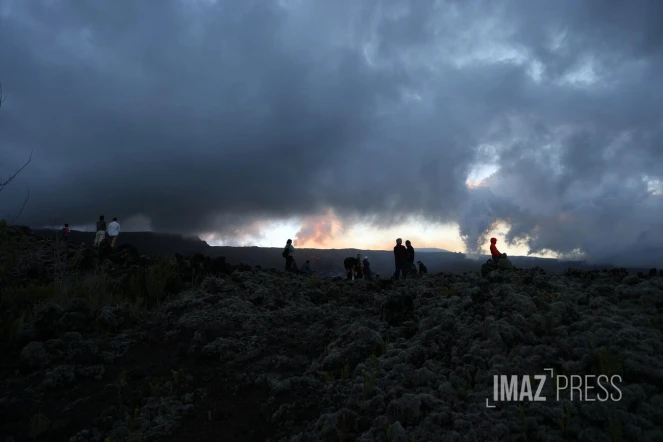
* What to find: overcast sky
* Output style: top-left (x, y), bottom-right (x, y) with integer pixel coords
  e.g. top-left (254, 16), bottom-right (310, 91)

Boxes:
top-left (1, 0), bottom-right (662, 266)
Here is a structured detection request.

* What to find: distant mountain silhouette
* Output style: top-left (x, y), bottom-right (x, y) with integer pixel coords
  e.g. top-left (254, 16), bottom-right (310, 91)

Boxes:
top-left (416, 247), bottom-right (454, 253)
top-left (32, 229), bottom-right (649, 275)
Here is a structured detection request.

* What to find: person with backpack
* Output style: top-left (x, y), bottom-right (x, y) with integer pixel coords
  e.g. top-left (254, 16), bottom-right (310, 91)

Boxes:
top-left (94, 215), bottom-right (107, 247)
top-left (282, 239), bottom-right (297, 272)
top-left (107, 217), bottom-right (121, 248)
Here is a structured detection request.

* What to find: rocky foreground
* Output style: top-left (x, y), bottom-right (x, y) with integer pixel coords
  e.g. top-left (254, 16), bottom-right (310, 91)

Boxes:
top-left (1, 227), bottom-right (663, 441)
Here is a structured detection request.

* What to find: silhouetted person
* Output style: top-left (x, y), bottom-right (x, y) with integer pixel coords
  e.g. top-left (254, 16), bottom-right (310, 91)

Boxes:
top-left (94, 216), bottom-right (107, 247)
top-left (301, 260), bottom-right (312, 275)
top-left (498, 253), bottom-right (514, 270)
top-left (62, 224), bottom-right (70, 242)
top-left (107, 217), bottom-right (120, 248)
top-left (393, 238), bottom-right (408, 280)
top-left (344, 256), bottom-right (358, 280)
top-left (417, 260), bottom-right (427, 274)
top-left (282, 239), bottom-right (297, 272)
top-left (362, 256), bottom-right (373, 280)
top-left (405, 240), bottom-right (415, 274)
top-left (490, 237), bottom-right (501, 264)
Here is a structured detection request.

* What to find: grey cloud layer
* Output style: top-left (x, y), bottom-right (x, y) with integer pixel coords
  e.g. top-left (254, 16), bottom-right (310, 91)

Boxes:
top-left (1, 0), bottom-right (662, 266)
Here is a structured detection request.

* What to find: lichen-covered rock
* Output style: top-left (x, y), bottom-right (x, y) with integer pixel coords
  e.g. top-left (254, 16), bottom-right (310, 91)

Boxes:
top-left (58, 312), bottom-right (90, 332)
top-left (380, 292), bottom-right (416, 326)
top-left (34, 303), bottom-right (65, 339)
top-left (65, 298), bottom-right (93, 317)
top-left (200, 276), bottom-right (226, 294)
top-left (322, 324), bottom-right (384, 372)
top-left (97, 304), bottom-right (132, 331)
top-left (20, 341), bottom-right (51, 370)
top-left (16, 322), bottom-right (39, 345)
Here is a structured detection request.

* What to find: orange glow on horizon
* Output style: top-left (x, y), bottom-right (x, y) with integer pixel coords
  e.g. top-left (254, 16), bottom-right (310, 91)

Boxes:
top-left (295, 224), bottom-right (466, 252)
top-left (287, 210), bottom-right (469, 251)
top-left (293, 238), bottom-right (465, 251)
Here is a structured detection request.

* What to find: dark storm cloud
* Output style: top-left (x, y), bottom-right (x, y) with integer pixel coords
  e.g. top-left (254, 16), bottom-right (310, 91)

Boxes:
top-left (1, 1), bottom-right (378, 224)
top-left (1, 0), bottom-right (662, 265)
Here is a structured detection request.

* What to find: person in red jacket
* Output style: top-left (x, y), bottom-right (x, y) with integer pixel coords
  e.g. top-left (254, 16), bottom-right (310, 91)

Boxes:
top-left (62, 224), bottom-right (70, 242)
top-left (490, 237), bottom-right (501, 264)
top-left (393, 238), bottom-right (409, 280)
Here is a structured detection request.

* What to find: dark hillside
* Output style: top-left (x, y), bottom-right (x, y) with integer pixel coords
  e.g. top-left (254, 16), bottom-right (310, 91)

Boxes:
top-left (1, 225), bottom-right (662, 441)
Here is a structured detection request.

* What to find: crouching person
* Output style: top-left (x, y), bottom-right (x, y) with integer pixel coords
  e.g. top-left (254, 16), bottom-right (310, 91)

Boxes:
top-left (301, 260), bottom-right (313, 275)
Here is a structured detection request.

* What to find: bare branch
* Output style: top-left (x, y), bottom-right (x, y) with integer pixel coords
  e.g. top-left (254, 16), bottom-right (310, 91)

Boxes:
top-left (9, 188), bottom-right (30, 225)
top-left (0, 151), bottom-right (33, 192)
top-left (0, 82), bottom-right (7, 107)
top-left (1, 151), bottom-right (33, 225)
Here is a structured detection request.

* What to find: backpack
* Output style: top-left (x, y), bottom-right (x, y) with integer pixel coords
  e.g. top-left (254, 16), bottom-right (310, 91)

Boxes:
top-left (282, 246), bottom-right (289, 258)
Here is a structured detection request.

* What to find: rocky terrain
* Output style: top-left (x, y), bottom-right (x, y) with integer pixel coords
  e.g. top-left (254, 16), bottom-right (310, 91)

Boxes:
top-left (1, 224), bottom-right (663, 441)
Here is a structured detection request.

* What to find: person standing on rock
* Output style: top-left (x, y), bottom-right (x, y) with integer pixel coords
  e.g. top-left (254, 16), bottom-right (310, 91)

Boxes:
top-left (107, 217), bottom-right (121, 248)
top-left (94, 215), bottom-right (107, 247)
top-left (62, 224), bottom-right (70, 242)
top-left (283, 239), bottom-right (297, 273)
top-left (393, 238), bottom-right (408, 280)
top-left (405, 240), bottom-right (416, 274)
top-left (490, 237), bottom-right (501, 264)
top-left (362, 256), bottom-right (373, 280)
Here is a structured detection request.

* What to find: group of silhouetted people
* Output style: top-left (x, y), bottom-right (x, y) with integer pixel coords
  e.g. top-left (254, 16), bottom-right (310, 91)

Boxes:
top-left (280, 237), bottom-right (430, 280)
top-left (392, 238), bottom-right (427, 280)
top-left (343, 254), bottom-right (374, 280)
top-left (59, 216), bottom-right (121, 249)
top-left (93, 215), bottom-right (121, 248)
top-left (281, 236), bottom-right (511, 279)
top-left (342, 239), bottom-right (427, 281)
